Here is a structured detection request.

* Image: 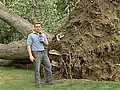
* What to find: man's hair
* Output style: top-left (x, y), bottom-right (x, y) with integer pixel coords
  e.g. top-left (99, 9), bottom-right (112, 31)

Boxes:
top-left (34, 22), bottom-right (41, 27)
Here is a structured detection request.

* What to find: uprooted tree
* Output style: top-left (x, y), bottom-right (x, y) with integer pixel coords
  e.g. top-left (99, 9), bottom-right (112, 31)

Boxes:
top-left (49, 0), bottom-right (120, 81)
top-left (1, 0), bottom-right (120, 81)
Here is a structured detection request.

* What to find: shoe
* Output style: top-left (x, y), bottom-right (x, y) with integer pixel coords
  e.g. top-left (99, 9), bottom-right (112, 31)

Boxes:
top-left (45, 82), bottom-right (53, 85)
top-left (35, 85), bottom-right (41, 88)
top-left (35, 84), bottom-right (41, 88)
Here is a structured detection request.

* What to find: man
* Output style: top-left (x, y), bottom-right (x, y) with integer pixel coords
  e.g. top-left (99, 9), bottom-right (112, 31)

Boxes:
top-left (27, 23), bottom-right (52, 87)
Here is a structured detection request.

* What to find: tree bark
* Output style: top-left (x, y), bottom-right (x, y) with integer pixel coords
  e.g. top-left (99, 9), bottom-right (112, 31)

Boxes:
top-left (0, 1), bottom-right (52, 60)
top-left (0, 1), bottom-right (33, 36)
top-left (0, 39), bottom-right (28, 60)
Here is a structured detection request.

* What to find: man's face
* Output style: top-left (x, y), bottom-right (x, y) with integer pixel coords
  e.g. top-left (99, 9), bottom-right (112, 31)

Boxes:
top-left (34, 23), bottom-right (42, 33)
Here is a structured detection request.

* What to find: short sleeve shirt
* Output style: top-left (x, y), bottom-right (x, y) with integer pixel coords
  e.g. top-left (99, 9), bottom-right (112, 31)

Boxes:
top-left (27, 31), bottom-right (48, 51)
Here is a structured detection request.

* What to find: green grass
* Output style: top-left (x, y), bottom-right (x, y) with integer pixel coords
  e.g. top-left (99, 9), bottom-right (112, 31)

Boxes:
top-left (0, 67), bottom-right (120, 90)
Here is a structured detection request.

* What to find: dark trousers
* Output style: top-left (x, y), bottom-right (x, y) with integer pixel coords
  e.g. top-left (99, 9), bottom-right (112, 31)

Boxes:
top-left (33, 51), bottom-right (52, 86)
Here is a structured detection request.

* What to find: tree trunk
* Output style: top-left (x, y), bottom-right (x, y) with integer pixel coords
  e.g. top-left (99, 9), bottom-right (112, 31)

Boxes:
top-left (0, 1), bottom-right (52, 60)
top-left (0, 39), bottom-right (28, 60)
top-left (0, 1), bottom-right (33, 36)
top-left (0, 1), bottom-right (51, 37)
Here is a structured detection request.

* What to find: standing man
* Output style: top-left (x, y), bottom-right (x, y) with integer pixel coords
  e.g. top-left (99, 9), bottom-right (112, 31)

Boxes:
top-left (27, 23), bottom-right (52, 87)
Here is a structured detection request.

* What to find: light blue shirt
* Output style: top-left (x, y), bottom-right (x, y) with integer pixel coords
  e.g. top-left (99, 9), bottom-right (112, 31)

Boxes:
top-left (27, 31), bottom-right (48, 51)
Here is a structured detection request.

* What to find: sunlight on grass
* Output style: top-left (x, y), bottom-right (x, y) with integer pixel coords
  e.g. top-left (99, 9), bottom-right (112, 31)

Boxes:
top-left (0, 73), bottom-right (10, 85)
top-left (0, 67), bottom-right (120, 90)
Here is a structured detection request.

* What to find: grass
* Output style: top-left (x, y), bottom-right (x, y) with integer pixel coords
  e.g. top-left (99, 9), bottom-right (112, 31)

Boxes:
top-left (0, 67), bottom-right (120, 90)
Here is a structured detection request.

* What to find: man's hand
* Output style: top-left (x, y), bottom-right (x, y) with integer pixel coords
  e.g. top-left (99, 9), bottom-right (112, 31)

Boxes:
top-left (29, 55), bottom-right (35, 62)
top-left (40, 37), bottom-right (45, 42)
top-left (40, 37), bottom-right (49, 46)
top-left (27, 46), bottom-right (35, 62)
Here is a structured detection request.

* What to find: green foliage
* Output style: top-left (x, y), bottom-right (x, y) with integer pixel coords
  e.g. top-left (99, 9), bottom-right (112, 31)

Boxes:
top-left (56, 0), bottom-right (69, 13)
top-left (0, 20), bottom-right (23, 44)
top-left (56, 0), bottom-right (80, 14)
top-left (35, 0), bottom-right (69, 33)
top-left (4, 0), bottom-right (35, 24)
top-left (0, 0), bottom-right (70, 44)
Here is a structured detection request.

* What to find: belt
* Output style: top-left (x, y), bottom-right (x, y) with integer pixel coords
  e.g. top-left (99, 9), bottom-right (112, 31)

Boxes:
top-left (33, 51), bottom-right (45, 55)
top-left (38, 50), bottom-right (46, 54)
top-left (33, 50), bottom-right (45, 53)
top-left (38, 50), bottom-right (45, 52)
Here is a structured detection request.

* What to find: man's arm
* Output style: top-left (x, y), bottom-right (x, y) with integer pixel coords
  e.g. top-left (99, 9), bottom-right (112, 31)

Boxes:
top-left (27, 45), bottom-right (35, 62)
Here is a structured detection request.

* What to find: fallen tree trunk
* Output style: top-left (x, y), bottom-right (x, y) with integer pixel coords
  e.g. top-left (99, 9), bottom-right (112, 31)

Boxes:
top-left (0, 39), bottom-right (28, 60)
top-left (0, 1), bottom-right (52, 60)
top-left (0, 1), bottom-right (33, 36)
top-left (0, 59), bottom-right (13, 67)
top-left (0, 1), bottom-right (51, 37)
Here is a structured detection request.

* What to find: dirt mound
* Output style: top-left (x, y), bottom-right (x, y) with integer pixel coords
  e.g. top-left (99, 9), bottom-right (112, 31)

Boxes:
top-left (49, 0), bottom-right (120, 81)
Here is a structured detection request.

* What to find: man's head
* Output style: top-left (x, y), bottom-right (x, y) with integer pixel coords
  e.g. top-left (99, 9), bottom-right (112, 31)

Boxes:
top-left (34, 23), bottom-right (42, 33)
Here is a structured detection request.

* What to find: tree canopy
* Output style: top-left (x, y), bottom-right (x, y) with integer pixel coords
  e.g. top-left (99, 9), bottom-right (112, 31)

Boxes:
top-left (1, 0), bottom-right (78, 44)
